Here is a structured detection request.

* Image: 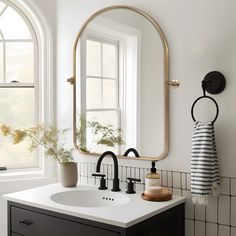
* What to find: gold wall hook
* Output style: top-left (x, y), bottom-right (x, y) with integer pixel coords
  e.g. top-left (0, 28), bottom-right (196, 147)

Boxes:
top-left (168, 80), bottom-right (180, 88)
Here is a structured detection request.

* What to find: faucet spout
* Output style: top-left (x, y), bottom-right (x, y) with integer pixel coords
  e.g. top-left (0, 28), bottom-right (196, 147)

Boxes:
top-left (96, 151), bottom-right (120, 192)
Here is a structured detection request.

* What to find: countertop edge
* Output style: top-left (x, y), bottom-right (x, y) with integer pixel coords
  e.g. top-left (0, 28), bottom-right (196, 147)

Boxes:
top-left (4, 194), bottom-right (186, 228)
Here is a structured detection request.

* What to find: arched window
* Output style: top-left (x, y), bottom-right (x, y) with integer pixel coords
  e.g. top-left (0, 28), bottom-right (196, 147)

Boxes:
top-left (0, 0), bottom-right (51, 171)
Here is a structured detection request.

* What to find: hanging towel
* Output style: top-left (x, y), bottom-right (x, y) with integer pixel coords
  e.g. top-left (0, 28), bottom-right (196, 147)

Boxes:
top-left (191, 121), bottom-right (220, 205)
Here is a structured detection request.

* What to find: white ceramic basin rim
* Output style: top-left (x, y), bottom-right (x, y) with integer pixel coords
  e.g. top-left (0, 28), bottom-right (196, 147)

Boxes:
top-left (51, 190), bottom-right (130, 208)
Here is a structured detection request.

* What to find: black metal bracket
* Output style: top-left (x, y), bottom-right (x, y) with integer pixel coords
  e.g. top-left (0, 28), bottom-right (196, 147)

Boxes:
top-left (202, 71), bottom-right (226, 95)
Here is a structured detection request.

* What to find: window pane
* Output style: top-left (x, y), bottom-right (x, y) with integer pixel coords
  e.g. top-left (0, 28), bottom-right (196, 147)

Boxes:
top-left (86, 111), bottom-right (119, 154)
top-left (86, 77), bottom-right (102, 109)
top-left (0, 6), bottom-right (32, 39)
top-left (0, 88), bottom-right (35, 128)
top-left (0, 42), bottom-right (3, 82)
top-left (6, 42), bottom-right (34, 83)
top-left (103, 43), bottom-right (116, 78)
top-left (103, 79), bottom-right (117, 108)
top-left (86, 40), bottom-right (101, 76)
top-left (0, 88), bottom-right (37, 169)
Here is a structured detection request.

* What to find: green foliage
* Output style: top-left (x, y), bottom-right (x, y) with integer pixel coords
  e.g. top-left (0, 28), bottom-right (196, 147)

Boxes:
top-left (0, 124), bottom-right (74, 164)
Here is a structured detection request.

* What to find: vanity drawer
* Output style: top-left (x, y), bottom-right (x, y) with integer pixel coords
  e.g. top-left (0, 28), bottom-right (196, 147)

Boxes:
top-left (11, 206), bottom-right (120, 236)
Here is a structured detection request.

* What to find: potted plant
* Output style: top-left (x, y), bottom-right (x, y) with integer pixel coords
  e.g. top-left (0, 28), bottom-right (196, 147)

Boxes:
top-left (0, 124), bottom-right (78, 187)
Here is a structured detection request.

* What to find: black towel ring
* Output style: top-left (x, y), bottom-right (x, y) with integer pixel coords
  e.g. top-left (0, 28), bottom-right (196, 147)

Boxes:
top-left (191, 71), bottom-right (226, 124)
top-left (191, 95), bottom-right (219, 124)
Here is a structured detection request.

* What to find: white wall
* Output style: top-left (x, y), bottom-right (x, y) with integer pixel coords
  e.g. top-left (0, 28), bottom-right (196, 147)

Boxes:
top-left (56, 0), bottom-right (236, 177)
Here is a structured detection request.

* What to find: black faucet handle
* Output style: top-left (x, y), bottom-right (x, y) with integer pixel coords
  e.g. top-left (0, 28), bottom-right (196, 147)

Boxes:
top-left (92, 173), bottom-right (106, 178)
top-left (127, 177), bottom-right (141, 183)
top-left (92, 173), bottom-right (108, 190)
top-left (126, 177), bottom-right (141, 194)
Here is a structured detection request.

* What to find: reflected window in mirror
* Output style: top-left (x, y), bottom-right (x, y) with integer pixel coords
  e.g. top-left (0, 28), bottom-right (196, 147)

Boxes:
top-left (78, 17), bottom-right (141, 154)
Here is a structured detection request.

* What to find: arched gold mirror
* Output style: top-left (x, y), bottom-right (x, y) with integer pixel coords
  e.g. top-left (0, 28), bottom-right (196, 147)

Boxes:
top-left (68, 5), bottom-right (170, 160)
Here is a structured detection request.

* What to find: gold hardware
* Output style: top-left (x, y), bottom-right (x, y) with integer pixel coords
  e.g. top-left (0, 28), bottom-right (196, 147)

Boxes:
top-left (168, 80), bottom-right (180, 88)
top-left (67, 77), bottom-right (75, 85)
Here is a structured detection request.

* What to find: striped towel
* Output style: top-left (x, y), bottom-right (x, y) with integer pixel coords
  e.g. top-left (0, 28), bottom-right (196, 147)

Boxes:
top-left (191, 121), bottom-right (220, 205)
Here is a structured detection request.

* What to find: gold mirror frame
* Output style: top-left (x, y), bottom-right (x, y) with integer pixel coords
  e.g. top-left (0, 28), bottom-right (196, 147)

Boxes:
top-left (68, 5), bottom-right (170, 161)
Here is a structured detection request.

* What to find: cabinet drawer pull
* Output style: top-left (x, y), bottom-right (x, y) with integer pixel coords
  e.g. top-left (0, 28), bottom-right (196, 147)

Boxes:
top-left (19, 220), bottom-right (33, 227)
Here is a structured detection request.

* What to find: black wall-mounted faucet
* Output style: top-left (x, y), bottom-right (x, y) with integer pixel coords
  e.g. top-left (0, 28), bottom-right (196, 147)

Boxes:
top-left (96, 151), bottom-right (121, 192)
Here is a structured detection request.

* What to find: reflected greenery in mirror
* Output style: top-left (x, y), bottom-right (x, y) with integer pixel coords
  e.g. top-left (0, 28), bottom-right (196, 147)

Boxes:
top-left (76, 116), bottom-right (125, 153)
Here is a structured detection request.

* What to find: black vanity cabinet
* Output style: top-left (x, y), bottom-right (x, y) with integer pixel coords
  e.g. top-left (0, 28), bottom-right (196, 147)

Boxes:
top-left (8, 201), bottom-right (185, 236)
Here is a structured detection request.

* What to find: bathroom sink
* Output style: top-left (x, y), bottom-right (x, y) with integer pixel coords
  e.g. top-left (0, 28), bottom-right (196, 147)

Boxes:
top-left (50, 189), bottom-right (130, 208)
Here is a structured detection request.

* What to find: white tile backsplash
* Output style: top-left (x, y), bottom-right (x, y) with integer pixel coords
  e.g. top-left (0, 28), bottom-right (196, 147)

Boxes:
top-left (220, 177), bottom-right (230, 195)
top-left (231, 197), bottom-right (236, 227)
top-left (78, 162), bottom-right (236, 236)
top-left (219, 195), bottom-right (230, 225)
top-left (161, 171), bottom-right (168, 186)
top-left (231, 227), bottom-right (236, 236)
top-left (181, 173), bottom-right (187, 190)
top-left (195, 221), bottom-right (206, 236)
top-left (219, 225), bottom-right (230, 236)
top-left (206, 196), bottom-right (218, 223)
top-left (231, 179), bottom-right (236, 196)
top-left (173, 172), bottom-right (181, 188)
top-left (206, 223), bottom-right (217, 236)
top-left (185, 219), bottom-right (194, 236)
top-left (187, 173), bottom-right (191, 190)
top-left (195, 203), bottom-right (206, 221)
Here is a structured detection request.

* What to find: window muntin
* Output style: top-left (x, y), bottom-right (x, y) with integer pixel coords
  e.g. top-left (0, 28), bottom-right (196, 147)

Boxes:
top-left (0, 0), bottom-right (38, 170)
top-left (83, 37), bottom-right (120, 153)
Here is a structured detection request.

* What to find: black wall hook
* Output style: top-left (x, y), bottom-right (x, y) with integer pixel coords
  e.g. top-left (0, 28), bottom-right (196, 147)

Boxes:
top-left (202, 71), bottom-right (226, 95)
top-left (191, 71), bottom-right (226, 124)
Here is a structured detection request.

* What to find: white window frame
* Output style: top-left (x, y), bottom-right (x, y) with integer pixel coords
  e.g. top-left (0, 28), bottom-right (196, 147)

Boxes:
top-left (78, 16), bottom-right (141, 154)
top-left (0, 0), bottom-right (54, 180)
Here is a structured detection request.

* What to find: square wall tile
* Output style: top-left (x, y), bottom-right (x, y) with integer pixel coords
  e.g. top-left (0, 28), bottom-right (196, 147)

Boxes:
top-left (206, 196), bottom-right (218, 223)
top-left (218, 196), bottom-right (230, 225)
top-left (139, 168), bottom-right (145, 184)
top-left (219, 225), bottom-right (230, 236)
top-left (183, 190), bottom-right (194, 219)
top-left (231, 227), bottom-right (236, 236)
top-left (161, 171), bottom-right (168, 187)
top-left (181, 173), bottom-right (187, 190)
top-left (231, 178), bottom-right (236, 196)
top-left (135, 168), bottom-right (140, 180)
top-left (195, 203), bottom-right (206, 221)
top-left (206, 223), bottom-right (217, 236)
top-left (185, 219), bottom-right (194, 236)
top-left (118, 166), bottom-right (123, 182)
top-left (167, 171), bottom-right (173, 187)
top-left (220, 177), bottom-right (230, 195)
top-left (231, 197), bottom-right (236, 226)
top-left (173, 172), bottom-right (181, 188)
top-left (195, 220), bottom-right (206, 236)
top-left (187, 174), bottom-right (191, 190)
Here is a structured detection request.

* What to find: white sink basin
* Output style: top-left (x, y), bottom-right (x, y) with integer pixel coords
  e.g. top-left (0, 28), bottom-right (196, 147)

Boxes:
top-left (51, 189), bottom-right (130, 208)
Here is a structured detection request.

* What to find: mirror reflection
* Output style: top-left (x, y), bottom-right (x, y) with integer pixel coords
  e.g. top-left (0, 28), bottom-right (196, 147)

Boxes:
top-left (75, 7), bottom-right (168, 159)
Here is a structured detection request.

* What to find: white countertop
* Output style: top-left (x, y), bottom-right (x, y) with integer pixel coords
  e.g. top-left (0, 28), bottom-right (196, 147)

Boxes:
top-left (3, 183), bottom-right (186, 228)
